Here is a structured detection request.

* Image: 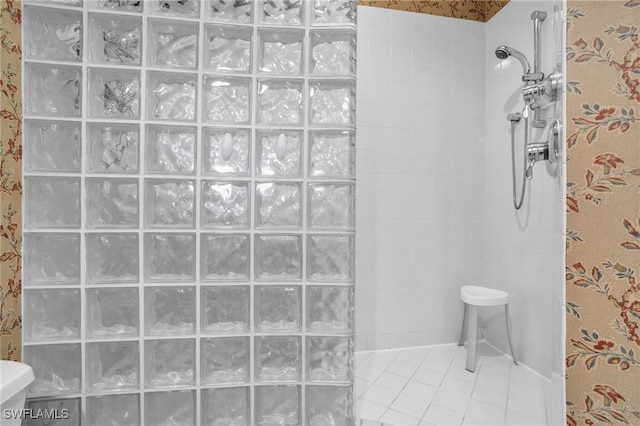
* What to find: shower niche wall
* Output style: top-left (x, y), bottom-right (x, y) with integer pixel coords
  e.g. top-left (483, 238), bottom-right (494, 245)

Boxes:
top-left (21, 0), bottom-right (356, 424)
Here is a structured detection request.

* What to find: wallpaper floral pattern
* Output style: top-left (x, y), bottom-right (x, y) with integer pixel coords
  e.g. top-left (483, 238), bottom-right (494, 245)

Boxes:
top-left (357, 0), bottom-right (509, 22)
top-left (565, 1), bottom-right (640, 425)
top-left (0, 0), bottom-right (22, 362)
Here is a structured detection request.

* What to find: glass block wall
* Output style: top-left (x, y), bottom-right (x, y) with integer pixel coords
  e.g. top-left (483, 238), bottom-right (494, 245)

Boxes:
top-left (21, 0), bottom-right (356, 424)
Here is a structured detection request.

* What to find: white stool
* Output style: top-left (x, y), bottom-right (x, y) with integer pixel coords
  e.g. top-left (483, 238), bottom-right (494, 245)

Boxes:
top-left (457, 285), bottom-right (518, 372)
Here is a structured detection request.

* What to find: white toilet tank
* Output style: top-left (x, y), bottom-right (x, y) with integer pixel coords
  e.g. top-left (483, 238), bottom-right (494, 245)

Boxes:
top-left (1, 361), bottom-right (35, 426)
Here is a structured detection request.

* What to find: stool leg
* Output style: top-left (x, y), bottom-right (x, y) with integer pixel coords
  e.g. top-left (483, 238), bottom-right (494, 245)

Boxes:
top-left (458, 303), bottom-right (468, 346)
top-left (466, 305), bottom-right (478, 372)
top-left (505, 304), bottom-right (518, 365)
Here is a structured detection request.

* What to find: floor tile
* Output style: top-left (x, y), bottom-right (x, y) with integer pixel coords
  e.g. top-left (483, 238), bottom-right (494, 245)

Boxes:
top-left (412, 368), bottom-right (446, 387)
top-left (363, 383), bottom-right (401, 407)
top-left (471, 383), bottom-right (508, 408)
top-left (390, 392), bottom-right (430, 420)
top-left (422, 404), bottom-right (465, 426)
top-left (375, 371), bottom-right (410, 393)
top-left (475, 371), bottom-right (509, 393)
top-left (395, 347), bottom-right (431, 366)
top-left (357, 364), bottom-right (386, 383)
top-left (387, 359), bottom-right (420, 378)
top-left (504, 409), bottom-right (547, 425)
top-left (463, 399), bottom-right (506, 425)
top-left (366, 351), bottom-right (400, 370)
top-left (356, 377), bottom-right (373, 400)
top-left (380, 409), bottom-right (420, 426)
top-left (401, 380), bottom-right (438, 402)
top-left (356, 398), bottom-right (388, 422)
top-left (355, 345), bottom-right (549, 426)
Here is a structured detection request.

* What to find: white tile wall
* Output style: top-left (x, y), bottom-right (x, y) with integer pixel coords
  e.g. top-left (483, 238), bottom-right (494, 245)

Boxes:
top-left (356, 1), bottom-right (565, 395)
top-left (483, 0), bottom-right (565, 380)
top-left (356, 6), bottom-right (486, 352)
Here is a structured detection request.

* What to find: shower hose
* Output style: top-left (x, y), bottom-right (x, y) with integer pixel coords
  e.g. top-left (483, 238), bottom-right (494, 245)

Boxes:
top-left (511, 106), bottom-right (529, 210)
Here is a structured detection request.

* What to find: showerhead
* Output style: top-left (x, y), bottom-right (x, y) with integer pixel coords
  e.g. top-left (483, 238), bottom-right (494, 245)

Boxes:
top-left (495, 46), bottom-right (510, 60)
top-left (495, 45), bottom-right (531, 74)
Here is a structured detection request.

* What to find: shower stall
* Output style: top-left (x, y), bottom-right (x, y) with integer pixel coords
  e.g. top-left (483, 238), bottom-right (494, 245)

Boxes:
top-left (355, 0), bottom-right (565, 424)
top-left (20, 0), bottom-right (356, 424)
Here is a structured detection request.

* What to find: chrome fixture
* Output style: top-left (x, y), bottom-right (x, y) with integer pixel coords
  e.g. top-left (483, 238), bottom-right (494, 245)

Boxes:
top-left (497, 10), bottom-right (562, 210)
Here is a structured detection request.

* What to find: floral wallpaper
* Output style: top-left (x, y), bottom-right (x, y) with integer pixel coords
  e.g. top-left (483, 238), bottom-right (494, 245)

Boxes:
top-left (0, 0), bottom-right (22, 362)
top-left (357, 0), bottom-right (509, 22)
top-left (565, 1), bottom-right (640, 425)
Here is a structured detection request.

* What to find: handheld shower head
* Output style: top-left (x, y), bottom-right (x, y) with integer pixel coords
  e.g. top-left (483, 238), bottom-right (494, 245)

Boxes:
top-left (495, 45), bottom-right (531, 74)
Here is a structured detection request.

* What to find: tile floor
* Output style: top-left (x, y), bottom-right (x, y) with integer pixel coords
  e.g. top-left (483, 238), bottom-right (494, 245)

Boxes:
top-left (354, 343), bottom-right (548, 426)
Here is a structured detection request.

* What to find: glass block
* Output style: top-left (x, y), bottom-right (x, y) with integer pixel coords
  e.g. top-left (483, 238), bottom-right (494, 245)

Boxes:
top-left (86, 341), bottom-right (139, 392)
top-left (309, 79), bottom-right (356, 126)
top-left (145, 286), bottom-right (196, 335)
top-left (310, 29), bottom-right (356, 76)
top-left (307, 336), bottom-right (352, 382)
top-left (87, 394), bottom-right (140, 426)
top-left (88, 13), bottom-right (141, 64)
top-left (255, 286), bottom-right (301, 333)
top-left (207, 0), bottom-right (253, 23)
top-left (88, 67), bottom-right (140, 119)
top-left (202, 128), bottom-right (250, 176)
top-left (86, 287), bottom-right (139, 338)
top-left (25, 177), bottom-right (80, 229)
top-left (205, 24), bottom-right (252, 73)
top-left (87, 122), bottom-right (139, 173)
top-left (25, 397), bottom-right (81, 426)
top-left (308, 130), bottom-right (355, 178)
top-left (24, 289), bottom-right (80, 341)
top-left (147, 71), bottom-right (197, 121)
top-left (86, 178), bottom-right (139, 228)
top-left (201, 181), bottom-right (249, 228)
top-left (257, 79), bottom-right (303, 125)
top-left (145, 339), bottom-right (195, 388)
top-left (144, 233), bottom-right (196, 282)
top-left (24, 344), bottom-right (81, 396)
top-left (203, 76), bottom-right (251, 124)
top-left (145, 179), bottom-right (195, 228)
top-left (202, 387), bottom-right (250, 426)
top-left (306, 385), bottom-right (353, 426)
top-left (256, 336), bottom-right (301, 382)
top-left (257, 28), bottom-right (304, 75)
top-left (25, 120), bottom-right (81, 172)
top-left (146, 125), bottom-right (196, 174)
top-left (256, 183), bottom-right (302, 228)
top-left (256, 130), bottom-right (302, 177)
top-left (307, 286), bottom-right (353, 333)
top-left (146, 390), bottom-right (195, 426)
top-left (25, 6), bottom-right (82, 61)
top-left (260, 0), bottom-right (303, 25)
top-left (201, 234), bottom-right (250, 281)
top-left (153, 0), bottom-right (200, 17)
top-left (148, 18), bottom-right (198, 69)
top-left (255, 385), bottom-right (300, 426)
top-left (91, 0), bottom-right (143, 13)
top-left (87, 233), bottom-right (139, 284)
top-left (201, 286), bottom-right (249, 333)
top-left (312, 0), bottom-right (356, 26)
top-left (201, 337), bottom-right (250, 384)
top-left (255, 234), bottom-right (302, 281)
top-left (308, 235), bottom-right (354, 281)
top-left (308, 183), bottom-right (354, 229)
top-left (25, 63), bottom-right (81, 117)
top-left (24, 233), bottom-right (80, 284)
